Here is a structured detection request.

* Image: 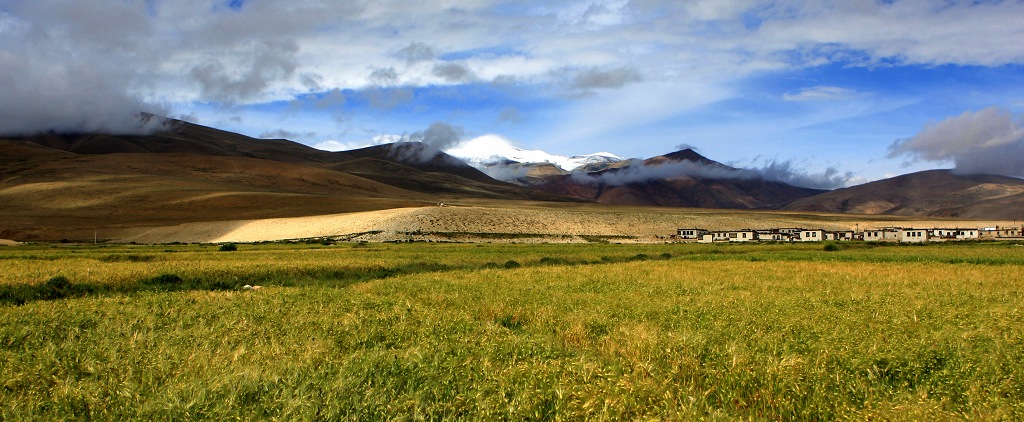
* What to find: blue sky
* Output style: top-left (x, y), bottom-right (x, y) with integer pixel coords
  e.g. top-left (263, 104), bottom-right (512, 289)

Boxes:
top-left (2, 0), bottom-right (1023, 186)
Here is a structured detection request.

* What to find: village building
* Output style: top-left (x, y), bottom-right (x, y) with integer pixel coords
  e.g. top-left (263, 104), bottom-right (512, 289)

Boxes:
top-left (676, 228), bottom-right (709, 240)
top-left (862, 228), bottom-right (901, 242)
top-left (826, 231), bottom-right (856, 241)
top-left (756, 230), bottom-right (793, 242)
top-left (983, 226), bottom-right (1024, 239)
top-left (798, 229), bottom-right (825, 242)
top-left (862, 229), bottom-right (883, 241)
top-left (899, 228), bottom-right (929, 243)
top-left (727, 230), bottom-right (756, 242)
top-left (679, 225), bottom-right (1004, 244)
top-left (777, 228), bottom-right (804, 236)
top-left (882, 228), bottom-right (901, 241)
top-left (930, 228), bottom-right (980, 241)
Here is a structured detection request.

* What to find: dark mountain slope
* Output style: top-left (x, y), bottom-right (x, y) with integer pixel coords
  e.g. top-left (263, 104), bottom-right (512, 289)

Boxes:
top-left (16, 118), bottom-right (354, 164)
top-left (782, 169), bottom-right (1024, 219)
top-left (526, 149), bottom-right (823, 209)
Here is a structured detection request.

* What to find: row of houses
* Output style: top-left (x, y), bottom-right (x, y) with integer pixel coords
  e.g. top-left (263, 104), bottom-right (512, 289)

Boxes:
top-left (675, 226), bottom-right (1023, 243)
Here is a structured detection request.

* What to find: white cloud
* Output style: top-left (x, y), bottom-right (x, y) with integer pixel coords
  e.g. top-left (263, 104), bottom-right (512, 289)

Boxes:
top-left (570, 158), bottom-right (854, 189)
top-left (888, 106), bottom-right (1024, 177)
top-left (3, 0), bottom-right (1024, 136)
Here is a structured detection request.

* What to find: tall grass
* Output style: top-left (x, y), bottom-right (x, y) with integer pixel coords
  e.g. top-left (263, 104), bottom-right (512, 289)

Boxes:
top-left (1, 242), bottom-right (1022, 419)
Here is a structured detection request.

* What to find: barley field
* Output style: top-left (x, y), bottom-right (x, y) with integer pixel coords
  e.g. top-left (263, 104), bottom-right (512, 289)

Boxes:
top-left (2, 241), bottom-right (1023, 419)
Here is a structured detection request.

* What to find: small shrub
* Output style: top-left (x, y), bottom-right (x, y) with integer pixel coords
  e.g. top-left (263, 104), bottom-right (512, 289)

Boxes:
top-left (823, 242), bottom-right (841, 252)
top-left (496, 314), bottom-right (526, 330)
top-left (660, 252), bottom-right (673, 259)
top-left (39, 276), bottom-right (75, 300)
top-left (99, 254), bottom-right (156, 262)
top-left (219, 243), bottom-right (238, 252)
top-left (538, 256), bottom-right (568, 265)
top-left (148, 274), bottom-right (183, 285)
top-left (503, 260), bottom-right (521, 269)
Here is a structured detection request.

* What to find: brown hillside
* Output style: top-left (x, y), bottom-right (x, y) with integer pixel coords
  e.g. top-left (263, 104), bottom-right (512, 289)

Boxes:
top-left (0, 148), bottom-right (431, 240)
top-left (782, 170), bottom-right (1024, 219)
top-left (18, 119), bottom-right (353, 164)
top-left (0, 121), bottom-right (575, 241)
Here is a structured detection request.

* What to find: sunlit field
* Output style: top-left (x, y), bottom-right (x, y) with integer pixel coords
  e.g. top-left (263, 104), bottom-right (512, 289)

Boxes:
top-left (2, 241), bottom-right (1023, 419)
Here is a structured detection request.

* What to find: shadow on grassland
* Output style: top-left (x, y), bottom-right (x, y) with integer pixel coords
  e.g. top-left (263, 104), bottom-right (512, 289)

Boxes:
top-left (0, 251), bottom-right (679, 306)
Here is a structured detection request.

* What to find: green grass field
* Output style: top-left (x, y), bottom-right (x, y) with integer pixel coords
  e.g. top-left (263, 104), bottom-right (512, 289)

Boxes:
top-left (2, 241), bottom-right (1023, 420)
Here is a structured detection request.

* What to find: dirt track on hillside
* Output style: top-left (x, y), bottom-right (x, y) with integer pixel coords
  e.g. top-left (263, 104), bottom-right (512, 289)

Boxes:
top-left (114, 204), bottom-right (1021, 244)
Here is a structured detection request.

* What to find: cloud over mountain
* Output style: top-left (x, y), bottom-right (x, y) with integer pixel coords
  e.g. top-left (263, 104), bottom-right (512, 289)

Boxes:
top-left (1, 0), bottom-right (1022, 185)
top-left (889, 107), bottom-right (1024, 178)
top-left (570, 158), bottom-right (853, 190)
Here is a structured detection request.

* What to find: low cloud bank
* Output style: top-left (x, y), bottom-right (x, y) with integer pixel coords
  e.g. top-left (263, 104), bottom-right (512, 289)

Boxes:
top-left (889, 106), bottom-right (1024, 177)
top-left (569, 159), bottom-right (853, 190)
top-left (0, 54), bottom-right (168, 136)
top-left (387, 122), bottom-right (465, 163)
top-left (312, 121), bottom-right (465, 164)
top-left (479, 162), bottom-right (533, 182)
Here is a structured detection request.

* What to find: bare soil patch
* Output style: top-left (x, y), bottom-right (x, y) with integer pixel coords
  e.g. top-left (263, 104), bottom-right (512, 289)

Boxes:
top-left (114, 203), bottom-right (1021, 244)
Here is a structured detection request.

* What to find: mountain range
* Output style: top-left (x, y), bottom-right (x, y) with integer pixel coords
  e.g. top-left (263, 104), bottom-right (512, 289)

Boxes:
top-left (0, 119), bottom-right (564, 240)
top-left (2, 118), bottom-right (1021, 240)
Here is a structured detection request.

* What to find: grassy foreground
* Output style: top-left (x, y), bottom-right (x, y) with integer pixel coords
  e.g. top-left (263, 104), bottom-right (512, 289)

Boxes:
top-left (2, 241), bottom-right (1023, 419)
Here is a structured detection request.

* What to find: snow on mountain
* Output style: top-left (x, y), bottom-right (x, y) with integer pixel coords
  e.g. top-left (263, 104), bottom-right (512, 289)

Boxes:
top-left (444, 134), bottom-right (623, 172)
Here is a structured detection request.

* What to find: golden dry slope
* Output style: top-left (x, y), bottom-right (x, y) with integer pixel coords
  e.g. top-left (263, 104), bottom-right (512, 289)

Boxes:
top-left (114, 202), bottom-right (1021, 244)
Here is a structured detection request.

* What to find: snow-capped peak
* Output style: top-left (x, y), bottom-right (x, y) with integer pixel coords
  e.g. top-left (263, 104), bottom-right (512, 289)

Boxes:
top-left (444, 134), bottom-right (623, 172)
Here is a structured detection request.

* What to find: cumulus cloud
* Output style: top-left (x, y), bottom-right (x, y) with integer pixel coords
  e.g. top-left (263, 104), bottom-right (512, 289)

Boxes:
top-left (403, 121), bottom-right (466, 151)
top-left (432, 62), bottom-right (477, 83)
top-left (4, 0), bottom-right (1024, 145)
top-left (0, 3), bottom-right (166, 135)
top-left (395, 41), bottom-right (438, 64)
top-left (555, 66), bottom-right (643, 96)
top-left (368, 67), bottom-right (399, 85)
top-left (190, 40), bottom-right (299, 103)
top-left (888, 106), bottom-right (1024, 177)
top-left (571, 66), bottom-right (642, 90)
top-left (0, 51), bottom-right (168, 135)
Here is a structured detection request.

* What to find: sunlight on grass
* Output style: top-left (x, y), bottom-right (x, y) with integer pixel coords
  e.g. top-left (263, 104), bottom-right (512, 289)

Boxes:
top-left (1, 242), bottom-right (1023, 419)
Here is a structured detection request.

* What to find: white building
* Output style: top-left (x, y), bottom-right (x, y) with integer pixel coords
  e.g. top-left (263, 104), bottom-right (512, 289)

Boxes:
top-left (757, 230), bottom-right (793, 242)
top-left (676, 228), bottom-right (709, 240)
top-left (899, 228), bottom-right (929, 243)
top-left (863, 228), bottom-right (900, 242)
top-left (727, 230), bottom-right (756, 242)
top-left (826, 231), bottom-right (856, 241)
top-left (798, 229), bottom-right (825, 242)
top-left (930, 228), bottom-right (980, 241)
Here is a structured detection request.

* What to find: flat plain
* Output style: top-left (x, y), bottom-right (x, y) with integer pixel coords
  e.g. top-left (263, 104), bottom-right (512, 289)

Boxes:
top-left (2, 240), bottom-right (1023, 420)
